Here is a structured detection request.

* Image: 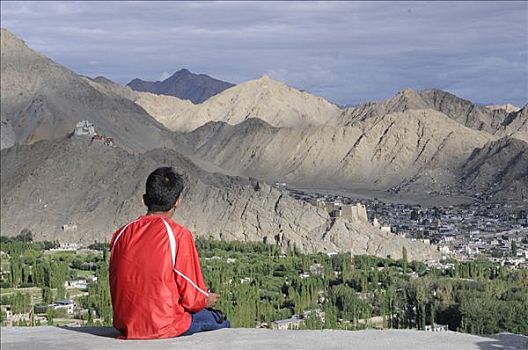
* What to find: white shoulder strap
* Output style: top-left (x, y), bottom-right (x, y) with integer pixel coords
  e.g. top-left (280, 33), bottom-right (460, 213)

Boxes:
top-left (161, 218), bottom-right (208, 297)
top-left (161, 218), bottom-right (177, 268)
top-left (110, 221), bottom-right (135, 250)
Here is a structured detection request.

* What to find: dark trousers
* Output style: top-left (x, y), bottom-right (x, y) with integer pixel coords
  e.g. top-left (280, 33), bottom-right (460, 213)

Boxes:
top-left (181, 309), bottom-right (231, 336)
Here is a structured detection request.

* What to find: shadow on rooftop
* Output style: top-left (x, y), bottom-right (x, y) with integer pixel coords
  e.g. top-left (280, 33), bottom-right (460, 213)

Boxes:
top-left (477, 333), bottom-right (528, 350)
top-left (60, 326), bottom-right (120, 339)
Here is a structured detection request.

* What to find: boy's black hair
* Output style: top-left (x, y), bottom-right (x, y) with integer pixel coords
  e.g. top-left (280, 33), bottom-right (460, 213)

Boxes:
top-left (143, 167), bottom-right (184, 212)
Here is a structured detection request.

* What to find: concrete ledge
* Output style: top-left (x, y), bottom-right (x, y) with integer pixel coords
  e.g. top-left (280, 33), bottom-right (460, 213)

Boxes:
top-left (1, 327), bottom-right (527, 350)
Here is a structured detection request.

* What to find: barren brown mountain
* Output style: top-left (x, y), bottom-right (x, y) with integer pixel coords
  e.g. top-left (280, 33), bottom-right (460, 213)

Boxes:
top-left (127, 75), bottom-right (342, 132)
top-left (336, 88), bottom-right (516, 135)
top-left (0, 28), bottom-right (176, 152)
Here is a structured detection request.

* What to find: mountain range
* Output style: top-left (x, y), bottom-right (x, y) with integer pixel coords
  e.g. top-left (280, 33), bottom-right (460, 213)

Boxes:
top-left (120, 76), bottom-right (526, 202)
top-left (1, 28), bottom-right (526, 259)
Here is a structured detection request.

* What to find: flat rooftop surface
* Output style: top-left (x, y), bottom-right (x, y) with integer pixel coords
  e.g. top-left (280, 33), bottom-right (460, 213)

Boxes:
top-left (1, 327), bottom-right (527, 350)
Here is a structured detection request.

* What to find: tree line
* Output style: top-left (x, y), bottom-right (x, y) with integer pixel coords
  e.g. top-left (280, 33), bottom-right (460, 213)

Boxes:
top-left (1, 237), bottom-right (526, 335)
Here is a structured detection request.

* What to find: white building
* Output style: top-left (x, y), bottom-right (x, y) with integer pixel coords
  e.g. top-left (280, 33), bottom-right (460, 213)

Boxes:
top-left (51, 300), bottom-right (76, 315)
top-left (271, 315), bottom-right (304, 330)
top-left (74, 120), bottom-right (96, 137)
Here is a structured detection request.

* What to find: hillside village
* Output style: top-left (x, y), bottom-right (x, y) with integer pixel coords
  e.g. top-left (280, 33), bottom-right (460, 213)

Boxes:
top-left (278, 184), bottom-right (528, 268)
top-left (275, 183), bottom-right (528, 268)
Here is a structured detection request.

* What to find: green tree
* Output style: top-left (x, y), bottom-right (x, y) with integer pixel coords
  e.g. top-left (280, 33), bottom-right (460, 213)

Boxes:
top-left (42, 287), bottom-right (54, 304)
top-left (511, 241), bottom-right (517, 257)
top-left (402, 246), bottom-right (408, 274)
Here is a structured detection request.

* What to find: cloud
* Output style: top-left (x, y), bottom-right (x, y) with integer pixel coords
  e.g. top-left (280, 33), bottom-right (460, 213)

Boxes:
top-left (1, 1), bottom-right (526, 106)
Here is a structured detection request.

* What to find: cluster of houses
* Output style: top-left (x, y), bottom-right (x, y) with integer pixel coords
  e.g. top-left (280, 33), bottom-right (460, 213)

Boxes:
top-left (277, 184), bottom-right (528, 268)
top-left (270, 309), bottom-right (327, 330)
top-left (1, 299), bottom-right (78, 327)
top-left (50, 242), bottom-right (80, 251)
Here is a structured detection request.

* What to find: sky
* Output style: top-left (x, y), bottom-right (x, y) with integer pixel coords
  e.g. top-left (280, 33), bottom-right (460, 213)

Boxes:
top-left (1, 1), bottom-right (527, 106)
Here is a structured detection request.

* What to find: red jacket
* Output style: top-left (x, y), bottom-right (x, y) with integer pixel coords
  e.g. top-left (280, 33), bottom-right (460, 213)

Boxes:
top-left (109, 214), bottom-right (208, 339)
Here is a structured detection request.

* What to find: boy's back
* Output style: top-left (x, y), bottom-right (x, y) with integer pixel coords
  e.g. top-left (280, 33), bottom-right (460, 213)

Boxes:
top-left (110, 215), bottom-right (208, 339)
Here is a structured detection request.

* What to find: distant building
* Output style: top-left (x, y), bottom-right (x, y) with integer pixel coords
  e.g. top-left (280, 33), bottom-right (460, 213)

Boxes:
top-left (380, 225), bottom-right (391, 233)
top-left (51, 299), bottom-right (76, 315)
top-left (302, 309), bottom-right (325, 322)
top-left (91, 135), bottom-right (115, 147)
top-left (240, 277), bottom-right (252, 284)
top-left (74, 120), bottom-right (96, 137)
top-left (271, 315), bottom-right (304, 330)
top-left (50, 242), bottom-right (80, 251)
top-left (341, 203), bottom-right (368, 222)
top-left (68, 279), bottom-right (88, 291)
top-left (425, 324), bottom-right (449, 332)
top-left (311, 198), bottom-right (326, 209)
top-left (61, 224), bottom-right (77, 232)
top-left (439, 246), bottom-right (451, 254)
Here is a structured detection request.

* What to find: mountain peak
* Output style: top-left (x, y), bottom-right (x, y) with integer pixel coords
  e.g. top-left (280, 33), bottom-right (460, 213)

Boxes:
top-left (250, 74), bottom-right (289, 88)
top-left (169, 68), bottom-right (192, 78)
top-left (1, 28), bottom-right (18, 41)
top-left (396, 88), bottom-right (418, 95)
top-left (259, 74), bottom-right (272, 80)
top-left (127, 69), bottom-right (234, 103)
top-left (1, 28), bottom-right (29, 51)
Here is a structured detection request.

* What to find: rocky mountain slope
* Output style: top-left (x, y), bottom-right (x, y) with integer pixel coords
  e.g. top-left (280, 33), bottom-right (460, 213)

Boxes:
top-left (459, 136), bottom-right (528, 201)
top-left (497, 105), bottom-right (528, 143)
top-left (183, 110), bottom-right (494, 188)
top-left (128, 75), bottom-right (342, 132)
top-left (182, 109), bottom-right (528, 202)
top-left (337, 88), bottom-right (516, 135)
top-left (123, 75), bottom-right (525, 145)
top-left (0, 119), bottom-right (16, 149)
top-left (0, 28), bottom-right (176, 152)
top-left (127, 68), bottom-right (234, 104)
top-left (92, 72), bottom-right (527, 146)
top-left (1, 28), bottom-right (524, 259)
top-left (0, 137), bottom-right (437, 260)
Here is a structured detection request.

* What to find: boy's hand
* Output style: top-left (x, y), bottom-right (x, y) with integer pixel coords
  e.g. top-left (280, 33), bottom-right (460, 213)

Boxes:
top-left (206, 293), bottom-right (220, 308)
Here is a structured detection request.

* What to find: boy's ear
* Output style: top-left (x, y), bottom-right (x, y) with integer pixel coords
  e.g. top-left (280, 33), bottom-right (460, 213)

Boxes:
top-left (174, 196), bottom-right (182, 209)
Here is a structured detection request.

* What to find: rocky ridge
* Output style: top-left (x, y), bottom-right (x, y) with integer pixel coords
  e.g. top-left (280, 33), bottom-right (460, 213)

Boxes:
top-left (497, 106), bottom-right (528, 143)
top-left (0, 137), bottom-right (438, 260)
top-left (459, 136), bottom-right (528, 201)
top-left (183, 110), bottom-right (494, 188)
top-left (127, 75), bottom-right (342, 132)
top-left (337, 88), bottom-right (515, 135)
